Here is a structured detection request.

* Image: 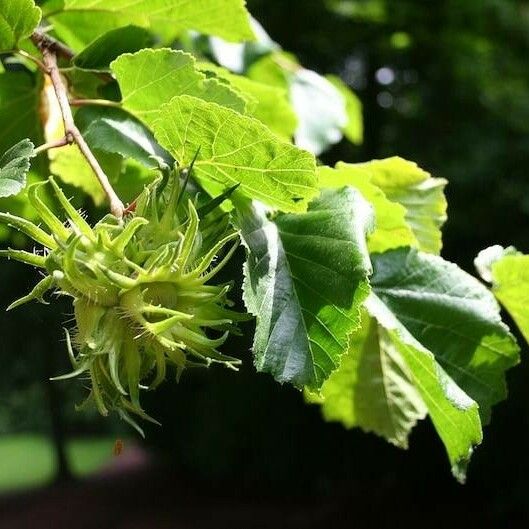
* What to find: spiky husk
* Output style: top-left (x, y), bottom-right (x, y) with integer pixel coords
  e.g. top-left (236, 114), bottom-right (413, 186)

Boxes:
top-left (0, 171), bottom-right (246, 433)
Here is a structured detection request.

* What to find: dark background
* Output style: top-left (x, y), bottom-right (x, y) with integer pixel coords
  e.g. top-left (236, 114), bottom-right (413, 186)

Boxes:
top-left (1, 0), bottom-right (529, 527)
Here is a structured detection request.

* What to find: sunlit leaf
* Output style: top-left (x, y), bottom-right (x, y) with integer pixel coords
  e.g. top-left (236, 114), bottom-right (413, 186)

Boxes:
top-left (61, 0), bottom-right (254, 42)
top-left (321, 158), bottom-right (446, 254)
top-left (318, 163), bottom-right (418, 253)
top-left (248, 54), bottom-right (352, 154)
top-left (0, 0), bottom-right (41, 51)
top-left (476, 245), bottom-right (529, 345)
top-left (326, 74), bottom-right (363, 145)
top-left (50, 145), bottom-right (121, 206)
top-left (153, 95), bottom-right (317, 212)
top-left (357, 158), bottom-right (447, 254)
top-left (290, 67), bottom-right (348, 155)
top-left (112, 49), bottom-right (247, 127)
top-left (199, 62), bottom-right (297, 139)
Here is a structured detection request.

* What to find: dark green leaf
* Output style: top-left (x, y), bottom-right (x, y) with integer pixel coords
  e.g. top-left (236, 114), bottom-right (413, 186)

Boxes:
top-left (371, 247), bottom-right (520, 423)
top-left (75, 105), bottom-right (172, 169)
top-left (238, 187), bottom-right (374, 390)
top-left (61, 67), bottom-right (109, 99)
top-left (360, 294), bottom-right (481, 481)
top-left (312, 246), bottom-right (518, 479)
top-left (307, 311), bottom-right (428, 449)
top-left (0, 72), bottom-right (43, 156)
top-left (73, 25), bottom-right (154, 71)
top-left (366, 293), bottom-right (482, 482)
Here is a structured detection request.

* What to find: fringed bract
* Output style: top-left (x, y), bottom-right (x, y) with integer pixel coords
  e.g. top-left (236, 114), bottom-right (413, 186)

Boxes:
top-left (0, 170), bottom-right (246, 434)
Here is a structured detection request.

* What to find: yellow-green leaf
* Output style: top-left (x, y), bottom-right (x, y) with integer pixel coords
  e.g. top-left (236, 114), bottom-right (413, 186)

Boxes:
top-left (0, 0), bottom-right (41, 51)
top-left (153, 95), bottom-right (317, 212)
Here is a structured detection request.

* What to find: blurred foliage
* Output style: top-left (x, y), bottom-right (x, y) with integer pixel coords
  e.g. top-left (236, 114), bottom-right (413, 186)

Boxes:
top-left (249, 0), bottom-right (529, 269)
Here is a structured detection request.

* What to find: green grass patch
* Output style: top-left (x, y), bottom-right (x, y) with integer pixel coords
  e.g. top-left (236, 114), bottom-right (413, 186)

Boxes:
top-left (66, 437), bottom-right (117, 476)
top-left (0, 435), bottom-right (118, 493)
top-left (0, 435), bottom-right (55, 492)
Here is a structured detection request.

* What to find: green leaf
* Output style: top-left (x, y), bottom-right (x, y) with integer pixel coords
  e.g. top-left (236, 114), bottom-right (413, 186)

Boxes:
top-left (318, 163), bottom-right (418, 253)
top-left (73, 25), bottom-right (154, 71)
top-left (111, 49), bottom-right (246, 127)
top-left (112, 158), bottom-right (155, 205)
top-left (475, 245), bottom-right (529, 344)
top-left (75, 106), bottom-right (172, 169)
top-left (371, 247), bottom-right (519, 423)
top-left (357, 158), bottom-right (447, 254)
top-left (0, 72), bottom-right (43, 156)
top-left (0, 0), bottom-right (41, 51)
top-left (207, 17), bottom-right (277, 73)
top-left (50, 145), bottom-right (122, 205)
top-left (367, 294), bottom-right (483, 482)
top-left (237, 187), bottom-right (374, 390)
top-left (200, 77), bottom-right (247, 113)
top-left (310, 311), bottom-right (427, 449)
top-left (326, 74), bottom-right (363, 145)
top-left (61, 0), bottom-right (254, 42)
top-left (153, 95), bottom-right (317, 212)
top-left (290, 67), bottom-right (348, 155)
top-left (61, 66), bottom-right (109, 99)
top-left (199, 62), bottom-right (298, 140)
top-left (51, 11), bottom-right (141, 52)
top-left (249, 54), bottom-right (352, 154)
top-left (0, 139), bottom-right (35, 197)
top-left (313, 247), bottom-right (518, 479)
top-left (247, 53), bottom-right (290, 91)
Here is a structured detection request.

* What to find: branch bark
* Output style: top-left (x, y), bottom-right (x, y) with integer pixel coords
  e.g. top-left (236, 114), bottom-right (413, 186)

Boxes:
top-left (31, 32), bottom-right (125, 219)
top-left (31, 30), bottom-right (75, 61)
top-left (34, 136), bottom-right (71, 155)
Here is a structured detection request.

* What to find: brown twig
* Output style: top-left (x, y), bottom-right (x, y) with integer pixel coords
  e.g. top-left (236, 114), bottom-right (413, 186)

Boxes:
top-left (31, 30), bottom-right (75, 62)
top-left (34, 136), bottom-right (72, 155)
top-left (32, 32), bottom-right (125, 219)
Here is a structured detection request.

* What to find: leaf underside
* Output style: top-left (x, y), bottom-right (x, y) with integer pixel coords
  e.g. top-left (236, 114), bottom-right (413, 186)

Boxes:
top-left (0, 138), bottom-right (35, 198)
